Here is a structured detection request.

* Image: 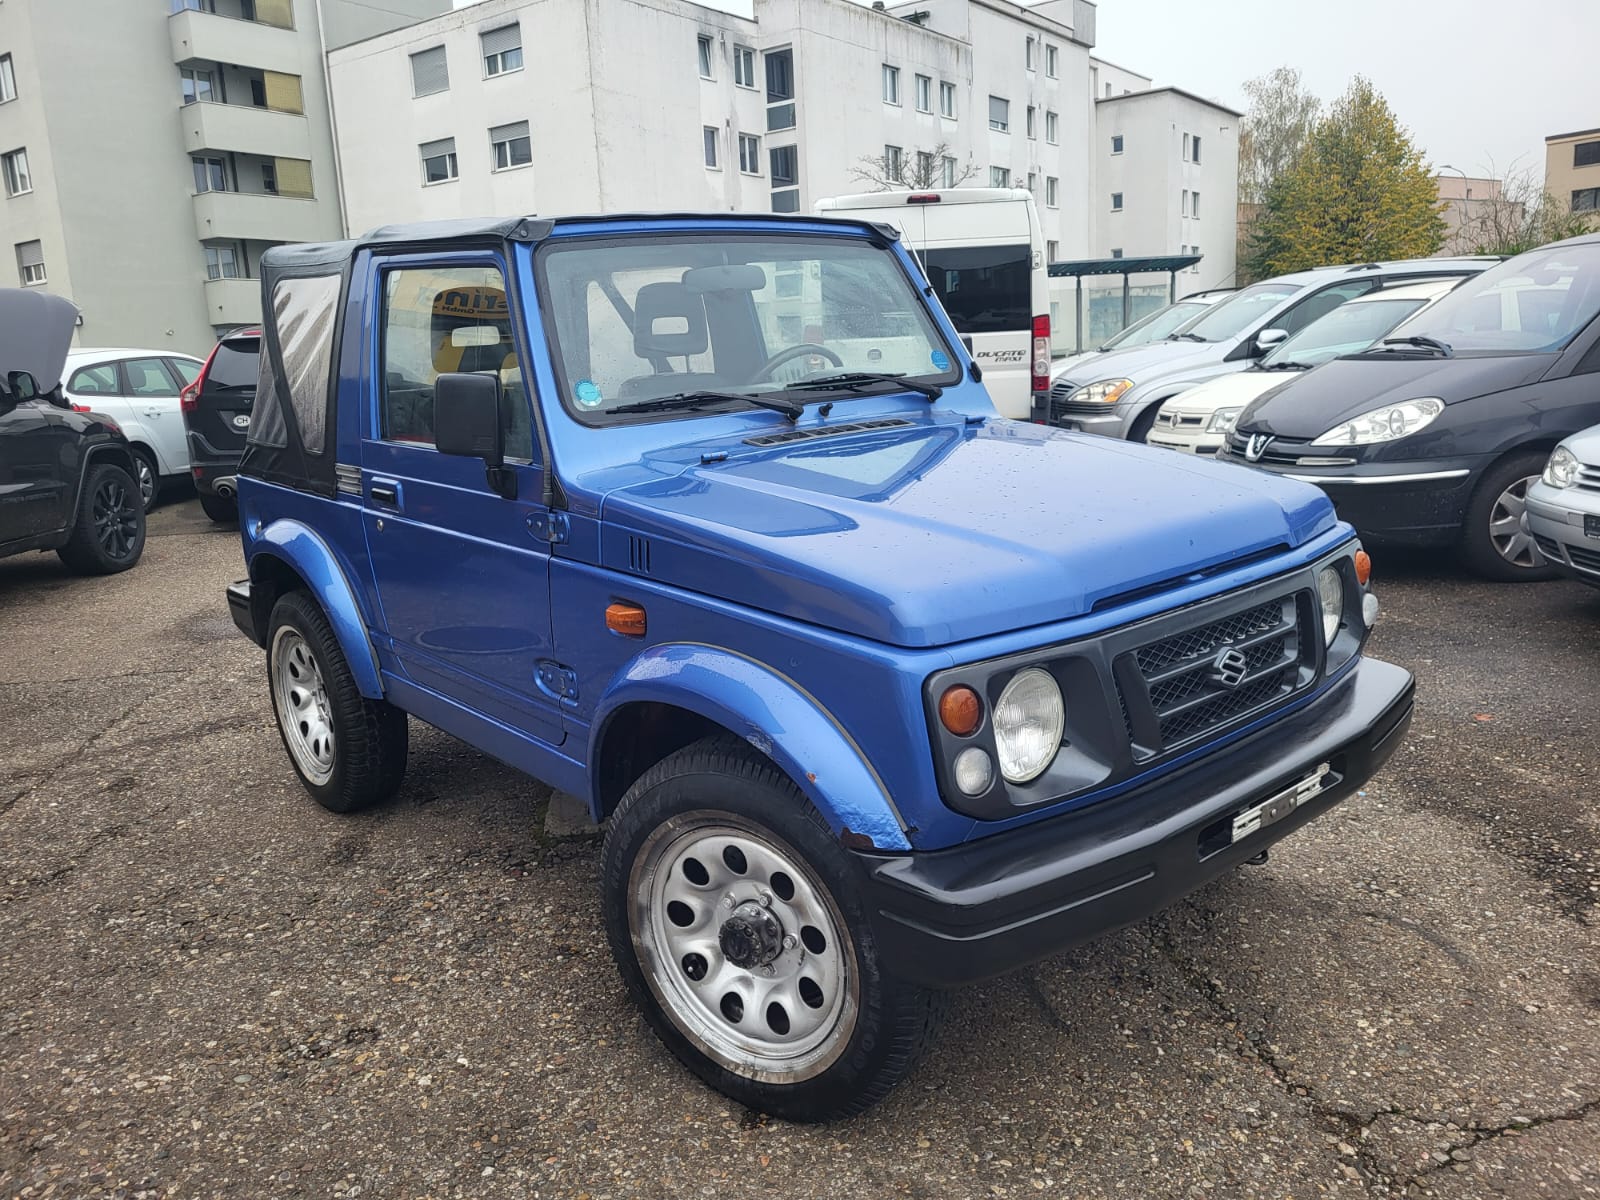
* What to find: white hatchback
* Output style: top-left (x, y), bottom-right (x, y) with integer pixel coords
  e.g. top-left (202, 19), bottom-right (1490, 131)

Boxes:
top-left (63, 349), bottom-right (205, 510)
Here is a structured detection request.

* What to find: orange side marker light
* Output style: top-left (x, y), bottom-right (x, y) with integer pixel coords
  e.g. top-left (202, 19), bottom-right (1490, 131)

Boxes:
top-left (606, 602), bottom-right (648, 637)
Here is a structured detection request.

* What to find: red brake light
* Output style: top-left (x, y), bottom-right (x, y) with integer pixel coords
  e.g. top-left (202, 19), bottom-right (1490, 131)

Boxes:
top-left (70, 402), bottom-right (92, 413)
top-left (182, 343), bottom-right (221, 414)
top-left (1031, 314), bottom-right (1051, 394)
top-left (906, 193), bottom-right (942, 204)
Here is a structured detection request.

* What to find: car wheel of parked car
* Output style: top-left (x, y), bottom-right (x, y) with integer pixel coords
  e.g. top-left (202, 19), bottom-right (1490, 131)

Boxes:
top-left (199, 493), bottom-right (237, 524)
top-left (602, 736), bottom-right (945, 1122)
top-left (129, 448), bottom-right (160, 513)
top-left (266, 591), bottom-right (408, 813)
top-left (1128, 403), bottom-right (1162, 444)
top-left (1461, 451), bottom-right (1558, 582)
top-left (56, 462), bottom-right (146, 575)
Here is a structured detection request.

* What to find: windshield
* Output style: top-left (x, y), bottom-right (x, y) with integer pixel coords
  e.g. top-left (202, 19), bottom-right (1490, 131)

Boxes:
top-left (1262, 296), bottom-right (1430, 368)
top-left (1389, 243), bottom-right (1600, 352)
top-left (917, 244), bottom-right (1030, 333)
top-left (1177, 280), bottom-right (1300, 342)
top-left (538, 233), bottom-right (961, 421)
top-left (1102, 299), bottom-right (1209, 349)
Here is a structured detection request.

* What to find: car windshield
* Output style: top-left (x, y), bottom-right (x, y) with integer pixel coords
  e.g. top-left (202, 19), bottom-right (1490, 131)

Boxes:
top-left (538, 233), bottom-right (961, 422)
top-left (1261, 295), bottom-right (1431, 368)
top-left (1388, 243), bottom-right (1600, 353)
top-left (1174, 280), bottom-right (1300, 342)
top-left (1102, 299), bottom-right (1209, 349)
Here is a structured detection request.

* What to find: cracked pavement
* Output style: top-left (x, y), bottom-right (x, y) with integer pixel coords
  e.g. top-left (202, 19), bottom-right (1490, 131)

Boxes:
top-left (2, 499), bottom-right (1598, 1199)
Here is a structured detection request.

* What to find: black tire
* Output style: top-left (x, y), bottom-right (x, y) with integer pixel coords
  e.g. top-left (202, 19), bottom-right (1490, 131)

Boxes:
top-left (1459, 451), bottom-right (1557, 582)
top-left (1127, 402), bottom-right (1162, 444)
top-left (265, 590), bottom-right (408, 813)
top-left (199, 492), bottom-right (237, 524)
top-left (130, 448), bottom-right (161, 512)
top-left (56, 461), bottom-right (146, 575)
top-left (602, 736), bottom-right (944, 1122)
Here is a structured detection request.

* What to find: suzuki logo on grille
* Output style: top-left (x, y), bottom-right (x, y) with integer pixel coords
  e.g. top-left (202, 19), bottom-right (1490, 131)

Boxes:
top-left (1244, 434), bottom-right (1271, 462)
top-left (1209, 648), bottom-right (1249, 688)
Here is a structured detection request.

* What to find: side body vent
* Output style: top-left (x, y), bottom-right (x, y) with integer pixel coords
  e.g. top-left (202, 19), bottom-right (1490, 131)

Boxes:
top-left (744, 417), bottom-right (913, 448)
top-left (628, 535), bottom-right (652, 574)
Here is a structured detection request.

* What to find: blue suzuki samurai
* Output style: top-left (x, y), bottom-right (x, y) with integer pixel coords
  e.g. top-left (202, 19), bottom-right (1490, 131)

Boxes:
top-left (226, 213), bottom-right (1413, 1120)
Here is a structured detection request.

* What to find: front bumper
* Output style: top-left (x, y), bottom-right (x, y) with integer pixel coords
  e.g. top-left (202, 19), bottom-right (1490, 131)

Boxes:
top-left (856, 656), bottom-right (1414, 988)
top-left (1146, 410), bottom-right (1226, 455)
top-left (1526, 484), bottom-right (1600, 584)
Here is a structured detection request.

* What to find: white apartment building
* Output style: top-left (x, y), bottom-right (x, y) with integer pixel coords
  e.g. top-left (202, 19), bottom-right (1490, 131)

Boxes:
top-left (0, 0), bottom-right (449, 354)
top-left (327, 0), bottom-right (1238, 348)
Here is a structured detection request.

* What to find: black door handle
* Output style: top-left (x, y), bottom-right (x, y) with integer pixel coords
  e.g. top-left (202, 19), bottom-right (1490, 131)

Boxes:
top-left (370, 484), bottom-right (398, 504)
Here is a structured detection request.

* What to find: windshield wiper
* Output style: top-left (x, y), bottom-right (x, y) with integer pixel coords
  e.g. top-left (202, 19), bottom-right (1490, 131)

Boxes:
top-left (1169, 332), bottom-right (1209, 342)
top-left (1261, 360), bottom-right (1312, 371)
top-left (785, 372), bottom-right (943, 401)
top-left (1377, 335), bottom-right (1454, 357)
top-left (608, 390), bottom-right (803, 421)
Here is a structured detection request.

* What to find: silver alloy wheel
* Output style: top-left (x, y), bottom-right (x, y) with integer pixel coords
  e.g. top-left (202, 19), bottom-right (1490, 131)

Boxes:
top-left (1488, 475), bottom-right (1545, 569)
top-left (134, 455), bottom-right (155, 510)
top-left (629, 812), bottom-right (858, 1084)
top-left (270, 626), bottom-right (336, 786)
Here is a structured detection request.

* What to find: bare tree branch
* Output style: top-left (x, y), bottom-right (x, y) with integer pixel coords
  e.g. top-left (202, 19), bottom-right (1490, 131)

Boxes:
top-left (848, 141), bottom-right (980, 190)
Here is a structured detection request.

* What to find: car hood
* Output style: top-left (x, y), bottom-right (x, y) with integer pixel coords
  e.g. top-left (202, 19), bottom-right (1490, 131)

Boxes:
top-left (1051, 338), bottom-right (1218, 387)
top-left (0, 288), bottom-right (79, 392)
top-left (601, 418), bottom-right (1336, 648)
top-left (1237, 353), bottom-right (1557, 439)
top-left (1166, 369), bottom-right (1295, 416)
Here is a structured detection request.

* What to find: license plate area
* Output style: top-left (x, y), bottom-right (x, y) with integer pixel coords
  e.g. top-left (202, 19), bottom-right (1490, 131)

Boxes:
top-left (1197, 762), bottom-right (1332, 858)
top-left (1584, 514), bottom-right (1600, 539)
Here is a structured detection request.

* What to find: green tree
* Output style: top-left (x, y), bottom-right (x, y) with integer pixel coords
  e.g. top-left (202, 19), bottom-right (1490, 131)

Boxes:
top-left (1243, 77), bottom-right (1445, 279)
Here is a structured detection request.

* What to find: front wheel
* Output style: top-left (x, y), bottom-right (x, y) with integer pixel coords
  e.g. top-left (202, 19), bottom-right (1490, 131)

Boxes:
top-left (602, 737), bottom-right (944, 1121)
top-left (1459, 452), bottom-right (1557, 582)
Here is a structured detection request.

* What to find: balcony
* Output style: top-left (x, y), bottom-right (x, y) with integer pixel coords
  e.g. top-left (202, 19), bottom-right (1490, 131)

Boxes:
top-left (203, 277), bottom-right (263, 327)
top-left (169, 8), bottom-right (300, 75)
top-left (182, 101), bottom-right (311, 160)
top-left (192, 190), bottom-right (335, 245)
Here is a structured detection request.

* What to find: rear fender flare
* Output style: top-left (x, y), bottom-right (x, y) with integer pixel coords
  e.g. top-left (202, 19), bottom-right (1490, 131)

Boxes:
top-left (591, 643), bottom-right (912, 852)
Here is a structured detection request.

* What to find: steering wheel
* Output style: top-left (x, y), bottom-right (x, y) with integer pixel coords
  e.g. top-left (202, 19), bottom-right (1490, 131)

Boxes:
top-left (750, 343), bottom-right (842, 381)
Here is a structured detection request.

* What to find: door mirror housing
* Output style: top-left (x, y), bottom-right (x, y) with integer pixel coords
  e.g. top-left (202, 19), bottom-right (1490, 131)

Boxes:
top-left (1254, 328), bottom-right (1288, 355)
top-left (434, 372), bottom-right (515, 498)
top-left (7, 371), bottom-right (40, 401)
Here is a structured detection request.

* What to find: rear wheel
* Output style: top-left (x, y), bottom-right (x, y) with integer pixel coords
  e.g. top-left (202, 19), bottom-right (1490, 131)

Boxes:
top-left (199, 492), bottom-right (237, 524)
top-left (1460, 451), bottom-right (1556, 582)
top-left (130, 448), bottom-right (160, 512)
top-left (56, 462), bottom-right (145, 575)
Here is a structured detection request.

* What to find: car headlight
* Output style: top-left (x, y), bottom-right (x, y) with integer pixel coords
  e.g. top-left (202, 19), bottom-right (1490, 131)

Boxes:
top-left (1316, 565), bottom-right (1344, 645)
top-left (1309, 398), bottom-right (1444, 447)
top-left (1068, 378), bottom-right (1134, 405)
top-left (1544, 445), bottom-right (1579, 489)
top-left (992, 667), bottom-right (1064, 783)
top-left (1208, 407), bottom-right (1242, 433)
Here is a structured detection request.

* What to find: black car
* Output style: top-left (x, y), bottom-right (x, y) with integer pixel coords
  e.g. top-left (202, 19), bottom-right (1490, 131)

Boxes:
top-left (0, 288), bottom-right (145, 574)
top-left (179, 326), bottom-right (259, 523)
top-left (1223, 235), bottom-right (1600, 581)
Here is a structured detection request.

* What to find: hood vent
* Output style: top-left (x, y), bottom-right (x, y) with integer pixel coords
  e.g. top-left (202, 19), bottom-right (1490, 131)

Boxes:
top-left (744, 417), bottom-right (912, 448)
top-left (628, 535), bottom-right (653, 574)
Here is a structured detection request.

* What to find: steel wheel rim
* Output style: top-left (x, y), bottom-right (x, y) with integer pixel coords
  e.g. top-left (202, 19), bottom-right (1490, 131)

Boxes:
top-left (135, 457), bottom-right (155, 508)
top-left (93, 477), bottom-right (139, 560)
top-left (629, 812), bottom-right (858, 1083)
top-left (1488, 475), bottom-right (1545, 569)
top-left (270, 627), bottom-right (336, 785)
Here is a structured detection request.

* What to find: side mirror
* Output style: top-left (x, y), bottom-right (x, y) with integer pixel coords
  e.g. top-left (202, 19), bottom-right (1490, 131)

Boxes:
top-left (434, 372), bottom-right (515, 499)
top-left (1254, 328), bottom-right (1288, 355)
top-left (7, 371), bottom-right (40, 401)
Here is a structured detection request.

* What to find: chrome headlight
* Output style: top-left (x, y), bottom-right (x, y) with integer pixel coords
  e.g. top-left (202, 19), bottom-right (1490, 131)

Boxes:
top-left (1316, 564), bottom-right (1345, 644)
top-left (1309, 398), bottom-right (1444, 447)
top-left (1544, 445), bottom-right (1579, 489)
top-left (992, 667), bottom-right (1065, 783)
top-left (1208, 407), bottom-right (1242, 433)
top-left (1068, 378), bottom-right (1134, 405)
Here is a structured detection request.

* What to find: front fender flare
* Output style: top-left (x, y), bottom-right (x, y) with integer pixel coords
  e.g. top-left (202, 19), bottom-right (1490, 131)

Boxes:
top-left (591, 643), bottom-right (912, 852)
top-left (248, 518), bottom-right (383, 699)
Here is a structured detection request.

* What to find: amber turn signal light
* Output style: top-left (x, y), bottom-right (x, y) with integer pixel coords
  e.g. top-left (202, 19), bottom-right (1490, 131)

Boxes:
top-left (939, 685), bottom-right (983, 736)
top-left (1354, 550), bottom-right (1372, 587)
top-left (606, 602), bottom-right (647, 637)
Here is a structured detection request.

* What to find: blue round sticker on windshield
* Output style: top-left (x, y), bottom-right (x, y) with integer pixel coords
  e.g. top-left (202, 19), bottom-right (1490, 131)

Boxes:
top-left (575, 379), bottom-right (603, 407)
top-left (930, 350), bottom-right (951, 371)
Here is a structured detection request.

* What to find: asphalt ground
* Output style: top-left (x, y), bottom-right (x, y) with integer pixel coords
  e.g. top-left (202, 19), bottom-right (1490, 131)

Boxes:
top-left (2, 498), bottom-right (1597, 1200)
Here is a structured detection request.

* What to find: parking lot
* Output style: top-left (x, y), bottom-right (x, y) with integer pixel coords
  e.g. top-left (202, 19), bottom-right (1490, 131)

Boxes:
top-left (1, 498), bottom-right (1597, 1200)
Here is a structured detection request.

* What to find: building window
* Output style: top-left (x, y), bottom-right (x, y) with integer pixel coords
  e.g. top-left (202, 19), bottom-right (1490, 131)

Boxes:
top-left (1025, 37), bottom-right (1036, 71)
top-left (915, 74), bottom-right (932, 113)
top-left (410, 45), bottom-right (448, 97)
top-left (1026, 171), bottom-right (1036, 192)
top-left (204, 243), bottom-right (241, 281)
top-left (273, 157), bottom-right (313, 198)
top-left (772, 190), bottom-right (800, 214)
top-left (190, 155), bottom-right (227, 194)
top-left (734, 45), bottom-right (756, 88)
top-left (1045, 44), bottom-right (1058, 77)
top-left (703, 125), bottom-right (719, 169)
top-left (940, 80), bottom-right (956, 119)
top-left (988, 95), bottom-right (1008, 132)
top-left (1182, 133), bottom-right (1191, 161)
top-left (941, 155), bottom-right (956, 188)
top-left (1192, 135), bottom-right (1202, 164)
top-left (2, 147), bottom-right (31, 197)
top-left (490, 120), bottom-right (531, 170)
top-left (1110, 133), bottom-right (1123, 154)
top-left (1026, 106), bottom-right (1036, 139)
top-left (0, 54), bottom-right (15, 105)
top-left (1110, 192), bottom-right (1123, 211)
top-left (1574, 188), bottom-right (1600, 212)
top-left (180, 66), bottom-right (215, 105)
top-left (883, 144), bottom-right (904, 183)
top-left (1182, 133), bottom-right (1202, 163)
top-left (1575, 141), bottom-right (1600, 169)
top-left (882, 64), bottom-right (900, 105)
top-left (1190, 245), bottom-right (1200, 270)
top-left (739, 132), bottom-right (761, 175)
top-left (697, 35), bottom-right (714, 79)
top-left (15, 240), bottom-right (44, 286)
top-left (419, 137), bottom-right (458, 184)
top-left (1046, 176), bottom-right (1058, 207)
top-left (1182, 188), bottom-right (1189, 216)
top-left (481, 25), bottom-right (522, 77)
top-left (1110, 248), bottom-right (1123, 259)
top-left (990, 166), bottom-right (1010, 187)
top-left (1045, 110), bottom-right (1058, 144)
top-left (261, 161), bottom-right (278, 193)
top-left (1191, 190), bottom-right (1200, 219)
top-left (1047, 239), bottom-right (1059, 261)
top-left (916, 150), bottom-right (933, 183)
top-left (770, 144), bottom-right (798, 188)
top-left (765, 47), bottom-right (795, 131)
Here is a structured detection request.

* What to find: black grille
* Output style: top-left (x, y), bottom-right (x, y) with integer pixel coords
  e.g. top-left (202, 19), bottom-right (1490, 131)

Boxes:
top-left (1566, 543), bottom-right (1600, 573)
top-left (1222, 431), bottom-right (1314, 467)
top-left (1533, 534), bottom-right (1563, 561)
top-left (1136, 600), bottom-right (1283, 673)
top-left (1160, 674), bottom-right (1293, 745)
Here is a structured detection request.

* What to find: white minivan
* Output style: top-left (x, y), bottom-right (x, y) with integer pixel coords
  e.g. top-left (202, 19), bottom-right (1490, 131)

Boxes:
top-left (815, 188), bottom-right (1050, 419)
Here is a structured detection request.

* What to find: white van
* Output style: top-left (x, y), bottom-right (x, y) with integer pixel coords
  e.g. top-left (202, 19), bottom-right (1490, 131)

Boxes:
top-left (814, 188), bottom-right (1050, 419)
